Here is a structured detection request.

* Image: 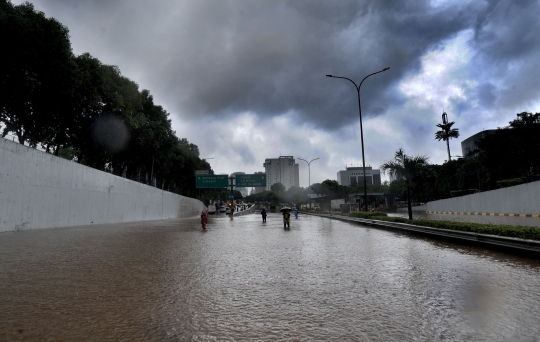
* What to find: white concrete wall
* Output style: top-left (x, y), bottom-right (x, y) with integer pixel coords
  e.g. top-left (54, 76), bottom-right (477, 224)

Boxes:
top-left (426, 180), bottom-right (540, 214)
top-left (0, 138), bottom-right (205, 232)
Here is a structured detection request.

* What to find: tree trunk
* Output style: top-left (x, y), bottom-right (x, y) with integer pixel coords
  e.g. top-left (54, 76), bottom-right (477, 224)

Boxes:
top-left (407, 182), bottom-right (412, 220)
top-left (446, 139), bottom-right (451, 162)
top-left (16, 130), bottom-right (25, 145)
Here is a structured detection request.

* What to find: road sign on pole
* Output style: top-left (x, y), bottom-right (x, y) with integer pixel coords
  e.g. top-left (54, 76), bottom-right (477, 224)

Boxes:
top-left (236, 174), bottom-right (267, 187)
top-left (196, 175), bottom-right (228, 188)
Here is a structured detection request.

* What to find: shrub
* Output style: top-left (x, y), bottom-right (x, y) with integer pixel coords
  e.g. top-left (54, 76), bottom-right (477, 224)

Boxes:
top-left (496, 178), bottom-right (523, 188)
top-left (348, 212), bottom-right (388, 219)
top-left (450, 189), bottom-right (478, 197)
top-left (373, 217), bottom-right (540, 241)
top-left (312, 211), bottom-right (540, 241)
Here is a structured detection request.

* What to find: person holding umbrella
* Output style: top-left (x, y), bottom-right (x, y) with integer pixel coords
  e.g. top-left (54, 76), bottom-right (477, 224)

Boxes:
top-left (281, 207), bottom-right (291, 229)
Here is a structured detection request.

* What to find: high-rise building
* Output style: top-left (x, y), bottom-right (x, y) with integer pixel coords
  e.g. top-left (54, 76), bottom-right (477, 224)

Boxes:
top-left (263, 156), bottom-right (299, 191)
top-left (461, 129), bottom-right (496, 158)
top-left (337, 166), bottom-right (381, 186)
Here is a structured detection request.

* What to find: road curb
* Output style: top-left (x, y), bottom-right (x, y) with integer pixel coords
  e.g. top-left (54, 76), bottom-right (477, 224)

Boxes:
top-left (306, 212), bottom-right (540, 258)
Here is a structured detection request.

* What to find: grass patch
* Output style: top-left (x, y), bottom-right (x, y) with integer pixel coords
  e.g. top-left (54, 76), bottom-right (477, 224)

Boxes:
top-left (301, 211), bottom-right (540, 241)
top-left (373, 216), bottom-right (540, 241)
top-left (347, 211), bottom-right (388, 219)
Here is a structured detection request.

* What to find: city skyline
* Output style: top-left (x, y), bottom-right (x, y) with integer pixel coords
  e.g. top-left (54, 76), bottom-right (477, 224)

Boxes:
top-left (13, 0), bottom-right (540, 187)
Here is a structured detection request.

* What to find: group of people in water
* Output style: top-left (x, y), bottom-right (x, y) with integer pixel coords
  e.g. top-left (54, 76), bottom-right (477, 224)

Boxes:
top-left (201, 207), bottom-right (299, 230)
top-left (261, 207), bottom-right (299, 229)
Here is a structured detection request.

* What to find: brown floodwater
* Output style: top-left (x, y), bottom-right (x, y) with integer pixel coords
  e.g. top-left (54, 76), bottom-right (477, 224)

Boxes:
top-left (1, 213), bottom-right (539, 341)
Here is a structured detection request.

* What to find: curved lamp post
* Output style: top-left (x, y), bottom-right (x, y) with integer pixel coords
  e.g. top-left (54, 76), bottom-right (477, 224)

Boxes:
top-left (298, 157), bottom-right (319, 188)
top-left (298, 158), bottom-right (319, 210)
top-left (326, 67), bottom-right (389, 211)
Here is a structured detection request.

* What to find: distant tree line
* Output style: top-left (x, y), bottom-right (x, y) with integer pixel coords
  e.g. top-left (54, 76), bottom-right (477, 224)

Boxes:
top-left (245, 179), bottom-right (390, 210)
top-left (0, 1), bottom-right (211, 198)
top-left (383, 112), bottom-right (540, 218)
top-left (248, 112), bottom-right (539, 219)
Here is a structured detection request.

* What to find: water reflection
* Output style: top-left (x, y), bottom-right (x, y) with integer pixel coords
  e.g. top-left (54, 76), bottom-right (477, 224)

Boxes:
top-left (1, 214), bottom-right (539, 341)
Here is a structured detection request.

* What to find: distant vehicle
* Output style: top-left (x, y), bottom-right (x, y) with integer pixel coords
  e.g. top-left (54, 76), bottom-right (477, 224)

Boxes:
top-left (331, 199), bottom-right (346, 211)
top-left (207, 203), bottom-right (216, 214)
top-left (219, 206), bottom-right (226, 213)
top-left (225, 207), bottom-right (231, 214)
top-left (339, 204), bottom-right (350, 213)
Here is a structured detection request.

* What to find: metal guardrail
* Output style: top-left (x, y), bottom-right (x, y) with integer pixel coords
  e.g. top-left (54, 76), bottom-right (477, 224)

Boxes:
top-left (306, 212), bottom-right (540, 257)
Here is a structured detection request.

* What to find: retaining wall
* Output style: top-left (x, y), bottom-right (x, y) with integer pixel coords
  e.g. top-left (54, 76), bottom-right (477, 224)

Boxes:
top-left (426, 181), bottom-right (540, 215)
top-left (0, 139), bottom-right (205, 232)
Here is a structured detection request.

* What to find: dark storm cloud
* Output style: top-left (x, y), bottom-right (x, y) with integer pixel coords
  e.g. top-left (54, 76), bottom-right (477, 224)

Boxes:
top-left (31, 0), bottom-right (540, 130)
top-left (469, 0), bottom-right (540, 110)
top-left (166, 0), bottom-right (480, 127)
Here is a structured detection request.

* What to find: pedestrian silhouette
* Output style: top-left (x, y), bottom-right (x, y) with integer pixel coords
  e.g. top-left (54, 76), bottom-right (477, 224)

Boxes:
top-left (261, 208), bottom-right (267, 222)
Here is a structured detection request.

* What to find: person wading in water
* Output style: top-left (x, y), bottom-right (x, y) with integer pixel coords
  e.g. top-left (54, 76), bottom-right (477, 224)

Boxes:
top-left (282, 210), bottom-right (291, 229)
top-left (261, 208), bottom-right (267, 223)
top-left (201, 209), bottom-right (208, 230)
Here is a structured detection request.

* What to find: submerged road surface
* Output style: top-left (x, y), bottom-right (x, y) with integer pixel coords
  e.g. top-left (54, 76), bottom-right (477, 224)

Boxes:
top-left (1, 212), bottom-right (539, 341)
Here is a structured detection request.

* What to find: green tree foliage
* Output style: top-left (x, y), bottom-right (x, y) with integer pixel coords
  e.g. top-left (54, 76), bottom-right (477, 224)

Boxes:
top-left (270, 182), bottom-right (285, 194)
top-left (0, 1), bottom-right (75, 146)
top-left (381, 148), bottom-right (430, 220)
top-left (282, 186), bottom-right (309, 205)
top-left (435, 117), bottom-right (460, 162)
top-left (384, 112), bottom-right (539, 205)
top-left (478, 112), bottom-right (540, 185)
top-left (0, 2), bottom-right (208, 199)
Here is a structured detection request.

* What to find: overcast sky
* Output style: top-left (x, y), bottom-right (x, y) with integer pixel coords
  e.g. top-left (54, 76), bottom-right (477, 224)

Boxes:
top-left (17, 0), bottom-right (540, 187)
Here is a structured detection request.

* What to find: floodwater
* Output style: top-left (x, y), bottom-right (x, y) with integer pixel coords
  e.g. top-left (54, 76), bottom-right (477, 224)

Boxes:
top-left (1, 213), bottom-right (539, 341)
top-left (389, 211), bottom-right (540, 228)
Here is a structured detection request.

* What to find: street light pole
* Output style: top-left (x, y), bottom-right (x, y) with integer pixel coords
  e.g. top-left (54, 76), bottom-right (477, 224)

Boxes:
top-left (298, 158), bottom-right (319, 209)
top-left (327, 67), bottom-right (389, 211)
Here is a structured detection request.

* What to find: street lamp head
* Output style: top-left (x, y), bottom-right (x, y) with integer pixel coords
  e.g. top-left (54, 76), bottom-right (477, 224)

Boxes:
top-left (326, 75), bottom-right (333, 77)
top-left (383, 67), bottom-right (390, 71)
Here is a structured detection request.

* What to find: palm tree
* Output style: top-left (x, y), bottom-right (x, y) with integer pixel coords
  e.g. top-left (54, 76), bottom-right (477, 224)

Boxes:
top-left (435, 113), bottom-right (460, 162)
top-left (381, 148), bottom-right (430, 220)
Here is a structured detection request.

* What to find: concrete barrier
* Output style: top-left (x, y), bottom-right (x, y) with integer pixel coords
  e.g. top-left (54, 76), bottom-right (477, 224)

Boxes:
top-left (0, 139), bottom-right (205, 232)
top-left (233, 205), bottom-right (256, 217)
top-left (397, 204), bottom-right (427, 212)
top-left (426, 181), bottom-right (540, 216)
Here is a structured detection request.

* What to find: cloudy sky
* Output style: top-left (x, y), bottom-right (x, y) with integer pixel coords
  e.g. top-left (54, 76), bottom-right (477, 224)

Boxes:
top-left (17, 0), bottom-right (540, 187)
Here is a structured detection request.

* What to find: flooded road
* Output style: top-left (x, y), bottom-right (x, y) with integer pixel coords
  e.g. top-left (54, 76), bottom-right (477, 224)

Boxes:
top-left (1, 213), bottom-right (539, 341)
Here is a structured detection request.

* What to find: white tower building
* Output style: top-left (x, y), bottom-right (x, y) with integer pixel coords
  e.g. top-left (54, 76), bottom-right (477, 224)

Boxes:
top-left (263, 156), bottom-right (299, 191)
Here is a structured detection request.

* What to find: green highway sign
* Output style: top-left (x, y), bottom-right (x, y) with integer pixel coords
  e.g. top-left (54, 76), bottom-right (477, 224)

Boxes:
top-left (196, 175), bottom-right (228, 188)
top-left (236, 174), bottom-right (267, 187)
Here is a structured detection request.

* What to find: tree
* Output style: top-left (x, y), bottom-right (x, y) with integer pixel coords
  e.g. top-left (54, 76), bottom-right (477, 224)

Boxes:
top-left (270, 182), bottom-right (285, 194)
top-left (477, 112), bottom-right (540, 187)
top-left (0, 1), bottom-right (75, 145)
top-left (381, 148), bottom-right (430, 220)
top-left (283, 186), bottom-right (309, 206)
top-left (507, 112), bottom-right (540, 179)
top-left (435, 112), bottom-right (460, 162)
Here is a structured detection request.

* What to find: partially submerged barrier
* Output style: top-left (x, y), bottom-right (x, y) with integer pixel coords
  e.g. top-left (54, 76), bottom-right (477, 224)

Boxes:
top-left (0, 138), bottom-right (205, 232)
top-left (307, 212), bottom-right (540, 258)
